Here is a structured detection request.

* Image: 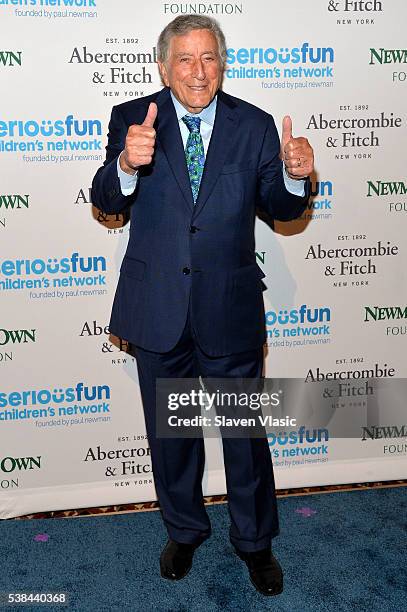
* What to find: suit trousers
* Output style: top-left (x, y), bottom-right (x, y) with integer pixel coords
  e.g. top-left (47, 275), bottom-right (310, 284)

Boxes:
top-left (131, 305), bottom-right (279, 553)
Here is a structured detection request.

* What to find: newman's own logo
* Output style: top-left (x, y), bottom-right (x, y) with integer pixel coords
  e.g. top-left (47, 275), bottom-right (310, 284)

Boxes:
top-left (0, 194), bottom-right (29, 209)
top-left (0, 51), bottom-right (22, 67)
top-left (370, 48), bottom-right (407, 64)
top-left (0, 328), bottom-right (36, 345)
top-left (0, 455), bottom-right (41, 473)
top-left (369, 47), bottom-right (407, 84)
top-left (361, 425), bottom-right (407, 440)
top-left (364, 306), bottom-right (407, 321)
top-left (367, 181), bottom-right (407, 196)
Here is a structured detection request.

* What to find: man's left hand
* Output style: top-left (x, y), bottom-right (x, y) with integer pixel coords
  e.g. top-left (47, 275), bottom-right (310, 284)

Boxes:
top-left (281, 116), bottom-right (314, 180)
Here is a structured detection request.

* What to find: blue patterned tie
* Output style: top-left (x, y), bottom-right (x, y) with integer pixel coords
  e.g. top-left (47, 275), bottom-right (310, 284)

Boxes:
top-left (182, 115), bottom-right (205, 204)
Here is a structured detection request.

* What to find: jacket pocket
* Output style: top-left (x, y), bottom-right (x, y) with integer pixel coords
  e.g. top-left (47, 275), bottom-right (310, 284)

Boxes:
top-left (232, 263), bottom-right (265, 288)
top-left (221, 159), bottom-right (256, 175)
top-left (121, 256), bottom-right (146, 281)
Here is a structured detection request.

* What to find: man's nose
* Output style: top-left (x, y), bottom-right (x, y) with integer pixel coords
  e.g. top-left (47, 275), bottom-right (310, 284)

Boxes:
top-left (192, 59), bottom-right (205, 80)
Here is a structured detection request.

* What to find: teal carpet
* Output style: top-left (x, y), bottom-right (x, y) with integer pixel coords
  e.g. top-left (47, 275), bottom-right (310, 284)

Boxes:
top-left (1, 487), bottom-right (406, 611)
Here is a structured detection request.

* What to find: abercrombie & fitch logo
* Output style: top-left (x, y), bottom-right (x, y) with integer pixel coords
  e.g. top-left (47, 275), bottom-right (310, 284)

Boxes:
top-left (328, 1), bottom-right (383, 11)
top-left (79, 320), bottom-right (131, 359)
top-left (306, 111), bottom-right (402, 150)
top-left (305, 240), bottom-right (398, 278)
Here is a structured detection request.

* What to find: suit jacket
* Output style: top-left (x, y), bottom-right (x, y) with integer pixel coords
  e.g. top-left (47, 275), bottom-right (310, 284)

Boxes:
top-left (91, 87), bottom-right (309, 356)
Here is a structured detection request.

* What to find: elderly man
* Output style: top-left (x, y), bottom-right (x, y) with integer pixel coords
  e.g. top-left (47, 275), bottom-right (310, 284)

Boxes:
top-left (92, 15), bottom-right (313, 596)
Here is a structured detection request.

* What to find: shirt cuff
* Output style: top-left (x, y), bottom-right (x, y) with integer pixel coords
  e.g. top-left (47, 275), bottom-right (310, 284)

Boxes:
top-left (117, 152), bottom-right (138, 196)
top-left (282, 162), bottom-right (305, 197)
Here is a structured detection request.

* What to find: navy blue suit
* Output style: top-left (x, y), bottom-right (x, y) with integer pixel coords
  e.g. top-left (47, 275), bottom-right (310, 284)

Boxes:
top-left (92, 87), bottom-right (309, 551)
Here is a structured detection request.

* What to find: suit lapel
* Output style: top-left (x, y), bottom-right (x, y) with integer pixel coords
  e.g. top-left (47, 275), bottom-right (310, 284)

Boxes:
top-left (156, 88), bottom-right (194, 212)
top-left (193, 91), bottom-right (239, 219)
top-left (155, 88), bottom-right (239, 217)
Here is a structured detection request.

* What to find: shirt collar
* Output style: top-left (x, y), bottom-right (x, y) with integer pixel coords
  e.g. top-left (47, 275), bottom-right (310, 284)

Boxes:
top-left (170, 90), bottom-right (217, 127)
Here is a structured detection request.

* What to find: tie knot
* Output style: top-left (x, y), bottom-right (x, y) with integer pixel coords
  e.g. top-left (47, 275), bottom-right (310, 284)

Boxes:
top-left (182, 115), bottom-right (201, 134)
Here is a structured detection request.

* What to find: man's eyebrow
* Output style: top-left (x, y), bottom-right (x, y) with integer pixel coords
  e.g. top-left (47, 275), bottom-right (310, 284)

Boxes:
top-left (174, 50), bottom-right (217, 56)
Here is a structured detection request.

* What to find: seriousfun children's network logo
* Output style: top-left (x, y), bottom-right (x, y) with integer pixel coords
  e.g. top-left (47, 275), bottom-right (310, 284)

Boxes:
top-left (302, 180), bottom-right (334, 220)
top-left (226, 42), bottom-right (334, 90)
top-left (0, 252), bottom-right (108, 299)
top-left (268, 427), bottom-right (330, 467)
top-left (266, 304), bottom-right (332, 349)
top-left (0, 115), bottom-right (102, 163)
top-left (0, 382), bottom-right (111, 427)
top-left (2, 0), bottom-right (98, 20)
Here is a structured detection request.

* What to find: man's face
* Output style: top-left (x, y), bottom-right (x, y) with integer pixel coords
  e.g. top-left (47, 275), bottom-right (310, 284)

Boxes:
top-left (158, 28), bottom-right (223, 114)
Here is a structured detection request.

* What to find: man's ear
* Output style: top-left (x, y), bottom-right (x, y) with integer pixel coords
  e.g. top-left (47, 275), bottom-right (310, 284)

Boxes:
top-left (158, 61), bottom-right (169, 87)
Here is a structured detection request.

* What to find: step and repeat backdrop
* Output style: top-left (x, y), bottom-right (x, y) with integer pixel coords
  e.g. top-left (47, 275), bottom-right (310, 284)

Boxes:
top-left (1, 1), bottom-right (406, 518)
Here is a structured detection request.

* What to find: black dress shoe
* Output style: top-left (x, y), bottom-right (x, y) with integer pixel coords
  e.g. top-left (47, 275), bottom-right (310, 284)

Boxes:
top-left (160, 540), bottom-right (197, 580)
top-left (235, 546), bottom-right (283, 596)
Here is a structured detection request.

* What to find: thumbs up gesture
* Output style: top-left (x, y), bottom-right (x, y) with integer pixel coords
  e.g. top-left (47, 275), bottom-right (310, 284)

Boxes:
top-left (280, 115), bottom-right (314, 180)
top-left (119, 102), bottom-right (158, 174)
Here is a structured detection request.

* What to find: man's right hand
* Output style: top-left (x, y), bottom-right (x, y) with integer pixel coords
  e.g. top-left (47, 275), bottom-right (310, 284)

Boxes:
top-left (119, 102), bottom-right (158, 174)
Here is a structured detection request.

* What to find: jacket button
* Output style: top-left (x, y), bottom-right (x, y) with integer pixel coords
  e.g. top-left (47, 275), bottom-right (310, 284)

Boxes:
top-left (190, 225), bottom-right (198, 233)
top-left (182, 267), bottom-right (191, 275)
